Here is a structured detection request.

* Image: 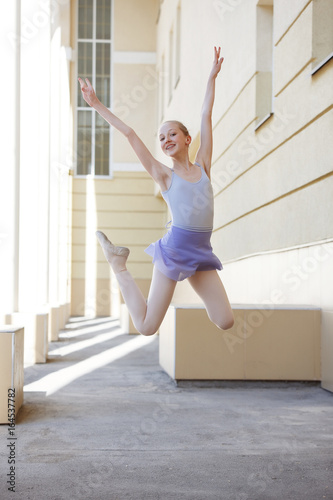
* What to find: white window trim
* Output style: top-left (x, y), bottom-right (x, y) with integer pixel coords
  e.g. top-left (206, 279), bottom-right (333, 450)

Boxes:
top-left (113, 51), bottom-right (156, 64)
top-left (75, 0), bottom-right (114, 178)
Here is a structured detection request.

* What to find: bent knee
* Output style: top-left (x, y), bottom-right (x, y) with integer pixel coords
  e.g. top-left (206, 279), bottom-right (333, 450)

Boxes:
top-left (135, 322), bottom-right (158, 337)
top-left (140, 328), bottom-right (157, 337)
top-left (221, 316), bottom-right (235, 330)
top-left (212, 313), bottom-right (234, 331)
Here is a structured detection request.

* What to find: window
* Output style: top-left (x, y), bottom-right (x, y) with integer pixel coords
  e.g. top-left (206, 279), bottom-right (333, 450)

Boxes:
top-left (312, 0), bottom-right (333, 74)
top-left (255, 0), bottom-right (274, 128)
top-left (76, 0), bottom-right (112, 176)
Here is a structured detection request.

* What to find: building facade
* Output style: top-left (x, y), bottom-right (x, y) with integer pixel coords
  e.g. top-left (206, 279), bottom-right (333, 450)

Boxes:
top-left (2, 0), bottom-right (332, 387)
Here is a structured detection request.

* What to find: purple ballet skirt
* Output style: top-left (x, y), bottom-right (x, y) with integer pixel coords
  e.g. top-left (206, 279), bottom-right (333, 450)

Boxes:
top-left (145, 225), bottom-right (223, 281)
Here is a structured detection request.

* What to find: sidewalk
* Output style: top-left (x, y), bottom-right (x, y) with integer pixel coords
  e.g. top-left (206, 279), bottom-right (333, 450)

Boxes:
top-left (1, 316), bottom-right (333, 500)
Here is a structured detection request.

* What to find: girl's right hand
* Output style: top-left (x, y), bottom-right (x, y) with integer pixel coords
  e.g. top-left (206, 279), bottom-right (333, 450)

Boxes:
top-left (78, 77), bottom-right (99, 107)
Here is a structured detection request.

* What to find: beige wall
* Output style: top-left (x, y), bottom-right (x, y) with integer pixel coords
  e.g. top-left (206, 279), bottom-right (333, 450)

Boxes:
top-left (71, 173), bottom-right (166, 316)
top-left (70, 0), bottom-right (165, 317)
top-left (114, 0), bottom-right (158, 51)
top-left (112, 63), bottom-right (159, 163)
top-left (155, 0), bottom-right (333, 388)
top-left (156, 0), bottom-right (332, 259)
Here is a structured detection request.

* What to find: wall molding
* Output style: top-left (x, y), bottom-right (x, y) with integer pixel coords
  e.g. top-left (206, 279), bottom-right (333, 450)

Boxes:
top-left (112, 162), bottom-right (145, 172)
top-left (113, 51), bottom-right (156, 65)
top-left (222, 238), bottom-right (333, 265)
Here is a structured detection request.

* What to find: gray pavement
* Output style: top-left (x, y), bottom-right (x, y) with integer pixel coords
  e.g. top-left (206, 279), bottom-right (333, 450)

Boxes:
top-left (1, 316), bottom-right (333, 500)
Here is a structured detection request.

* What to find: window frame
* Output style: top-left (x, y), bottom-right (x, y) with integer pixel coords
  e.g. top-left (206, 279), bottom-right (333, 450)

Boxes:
top-left (311, 0), bottom-right (333, 76)
top-left (74, 0), bottom-right (114, 178)
top-left (255, 0), bottom-right (274, 130)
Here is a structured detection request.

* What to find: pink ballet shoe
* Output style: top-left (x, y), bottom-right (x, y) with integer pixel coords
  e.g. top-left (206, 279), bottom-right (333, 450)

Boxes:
top-left (96, 231), bottom-right (130, 272)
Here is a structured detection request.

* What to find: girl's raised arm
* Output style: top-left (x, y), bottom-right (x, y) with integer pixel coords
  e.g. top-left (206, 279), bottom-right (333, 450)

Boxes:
top-left (78, 77), bottom-right (168, 185)
top-left (195, 47), bottom-right (224, 177)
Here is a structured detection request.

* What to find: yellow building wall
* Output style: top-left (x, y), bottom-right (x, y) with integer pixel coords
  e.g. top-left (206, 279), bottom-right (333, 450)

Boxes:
top-left (155, 0), bottom-right (333, 388)
top-left (157, 0), bottom-right (332, 259)
top-left (71, 173), bottom-right (166, 316)
top-left (71, 0), bottom-right (166, 317)
top-left (114, 0), bottom-right (158, 51)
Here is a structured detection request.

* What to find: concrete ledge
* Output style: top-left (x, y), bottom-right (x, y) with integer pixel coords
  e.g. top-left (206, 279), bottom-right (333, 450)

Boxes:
top-left (58, 303), bottom-right (71, 331)
top-left (159, 304), bottom-right (321, 381)
top-left (11, 313), bottom-right (48, 365)
top-left (0, 327), bottom-right (24, 423)
top-left (48, 306), bottom-right (60, 342)
top-left (321, 310), bottom-right (333, 392)
top-left (65, 303), bottom-right (71, 324)
top-left (59, 304), bottom-right (66, 330)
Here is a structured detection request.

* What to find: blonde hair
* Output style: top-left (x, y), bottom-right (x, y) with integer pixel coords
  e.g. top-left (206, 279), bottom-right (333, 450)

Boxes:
top-left (161, 120), bottom-right (189, 137)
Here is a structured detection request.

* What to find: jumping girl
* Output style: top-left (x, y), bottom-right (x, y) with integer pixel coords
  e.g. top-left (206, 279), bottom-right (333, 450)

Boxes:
top-left (79, 46), bottom-right (234, 336)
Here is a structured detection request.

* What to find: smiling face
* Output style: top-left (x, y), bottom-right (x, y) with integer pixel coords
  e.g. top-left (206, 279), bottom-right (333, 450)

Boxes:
top-left (159, 121), bottom-right (191, 157)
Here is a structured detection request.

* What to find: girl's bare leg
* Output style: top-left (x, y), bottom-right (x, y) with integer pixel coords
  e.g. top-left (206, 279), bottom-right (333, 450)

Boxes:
top-left (96, 232), bottom-right (176, 336)
top-left (188, 270), bottom-right (234, 330)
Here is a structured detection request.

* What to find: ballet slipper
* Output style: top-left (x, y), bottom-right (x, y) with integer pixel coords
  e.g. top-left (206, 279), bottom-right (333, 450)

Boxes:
top-left (96, 231), bottom-right (130, 273)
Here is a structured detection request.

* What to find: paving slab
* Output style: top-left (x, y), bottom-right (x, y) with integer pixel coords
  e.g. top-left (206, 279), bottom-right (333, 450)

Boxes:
top-left (0, 317), bottom-right (332, 500)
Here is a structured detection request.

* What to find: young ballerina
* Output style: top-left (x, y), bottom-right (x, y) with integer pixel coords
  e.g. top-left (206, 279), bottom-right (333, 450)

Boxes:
top-left (79, 46), bottom-right (234, 336)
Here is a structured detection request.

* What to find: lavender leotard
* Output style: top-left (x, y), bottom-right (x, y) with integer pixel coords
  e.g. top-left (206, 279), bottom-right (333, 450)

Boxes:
top-left (145, 161), bottom-right (222, 281)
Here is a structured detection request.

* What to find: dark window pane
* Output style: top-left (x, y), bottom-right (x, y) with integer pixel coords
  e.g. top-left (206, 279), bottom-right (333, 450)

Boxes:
top-left (77, 42), bottom-right (93, 107)
top-left (96, 43), bottom-right (111, 107)
top-left (78, 0), bottom-right (93, 39)
top-left (95, 112), bottom-right (109, 175)
top-left (77, 111), bottom-right (92, 175)
top-left (96, 0), bottom-right (111, 39)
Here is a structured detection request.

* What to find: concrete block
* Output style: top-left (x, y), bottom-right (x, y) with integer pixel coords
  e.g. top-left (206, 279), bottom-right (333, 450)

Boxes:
top-left (321, 310), bottom-right (333, 392)
top-left (58, 303), bottom-right (71, 330)
top-left (159, 304), bottom-right (321, 381)
top-left (159, 305), bottom-right (246, 380)
top-left (58, 304), bottom-right (66, 330)
top-left (243, 307), bottom-right (321, 380)
top-left (0, 327), bottom-right (24, 423)
top-left (11, 312), bottom-right (48, 365)
top-left (48, 306), bottom-right (60, 342)
top-left (65, 303), bottom-right (71, 324)
top-left (35, 314), bottom-right (48, 363)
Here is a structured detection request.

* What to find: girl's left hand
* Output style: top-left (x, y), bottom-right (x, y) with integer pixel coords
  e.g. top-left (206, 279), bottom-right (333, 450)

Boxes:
top-left (210, 46), bottom-right (224, 79)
